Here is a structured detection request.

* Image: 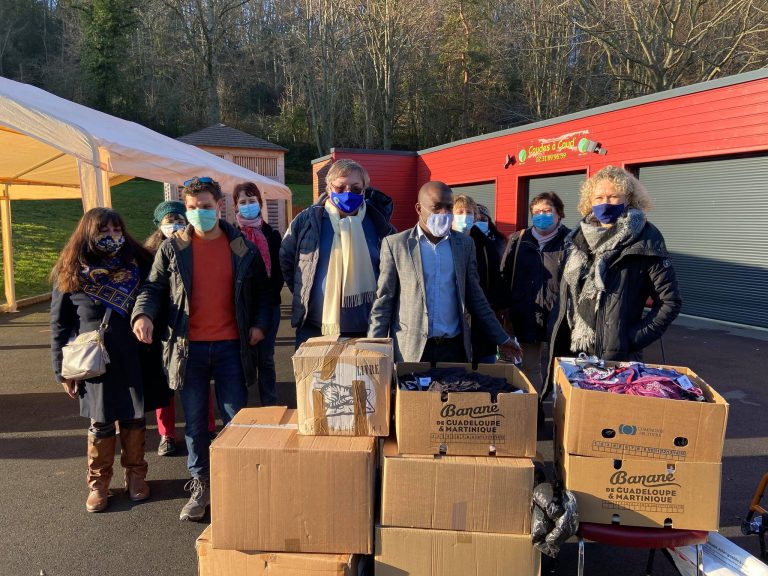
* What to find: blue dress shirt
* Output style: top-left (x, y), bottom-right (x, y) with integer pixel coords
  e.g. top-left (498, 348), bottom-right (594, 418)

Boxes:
top-left (417, 226), bottom-right (461, 338)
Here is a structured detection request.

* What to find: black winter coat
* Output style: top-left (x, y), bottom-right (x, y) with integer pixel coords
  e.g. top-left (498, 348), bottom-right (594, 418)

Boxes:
top-left (261, 221), bottom-right (285, 306)
top-left (543, 220), bottom-right (682, 399)
top-left (469, 226), bottom-right (505, 360)
top-left (51, 265), bottom-right (171, 422)
top-left (502, 225), bottom-right (569, 343)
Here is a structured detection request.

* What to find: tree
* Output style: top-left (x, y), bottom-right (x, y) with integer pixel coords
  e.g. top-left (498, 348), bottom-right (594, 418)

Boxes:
top-left (571, 0), bottom-right (768, 96)
top-left (78, 0), bottom-right (140, 115)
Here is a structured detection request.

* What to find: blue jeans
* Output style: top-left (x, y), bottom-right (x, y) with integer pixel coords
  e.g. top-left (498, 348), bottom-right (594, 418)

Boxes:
top-left (180, 340), bottom-right (247, 479)
top-left (256, 305), bottom-right (281, 406)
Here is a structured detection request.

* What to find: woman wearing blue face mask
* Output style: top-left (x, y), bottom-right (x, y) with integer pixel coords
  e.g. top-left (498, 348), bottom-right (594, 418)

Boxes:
top-left (234, 182), bottom-right (284, 406)
top-left (453, 195), bottom-right (505, 365)
top-left (501, 192), bottom-right (570, 393)
top-left (544, 166), bottom-right (682, 400)
top-left (279, 159), bottom-right (397, 347)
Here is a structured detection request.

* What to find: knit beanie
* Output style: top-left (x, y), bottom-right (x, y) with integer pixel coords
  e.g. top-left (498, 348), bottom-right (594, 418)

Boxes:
top-left (153, 200), bottom-right (186, 226)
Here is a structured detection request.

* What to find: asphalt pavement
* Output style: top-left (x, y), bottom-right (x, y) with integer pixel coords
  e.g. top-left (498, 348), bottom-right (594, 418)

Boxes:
top-left (1, 297), bottom-right (766, 576)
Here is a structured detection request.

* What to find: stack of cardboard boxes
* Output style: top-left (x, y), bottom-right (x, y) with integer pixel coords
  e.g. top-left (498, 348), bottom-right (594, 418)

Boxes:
top-left (375, 362), bottom-right (542, 576)
top-left (196, 336), bottom-right (395, 576)
top-left (553, 358), bottom-right (730, 531)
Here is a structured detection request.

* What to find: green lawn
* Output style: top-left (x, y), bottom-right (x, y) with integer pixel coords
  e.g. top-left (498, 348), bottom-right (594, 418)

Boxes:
top-left (0, 179), bottom-right (310, 304)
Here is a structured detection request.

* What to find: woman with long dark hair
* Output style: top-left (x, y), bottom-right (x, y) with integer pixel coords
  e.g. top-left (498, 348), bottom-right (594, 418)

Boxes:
top-left (50, 207), bottom-right (161, 512)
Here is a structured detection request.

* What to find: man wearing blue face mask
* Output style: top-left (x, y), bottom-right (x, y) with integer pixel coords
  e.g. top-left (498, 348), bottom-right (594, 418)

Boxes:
top-left (369, 181), bottom-right (522, 364)
top-left (280, 159), bottom-right (396, 347)
top-left (132, 176), bottom-right (272, 522)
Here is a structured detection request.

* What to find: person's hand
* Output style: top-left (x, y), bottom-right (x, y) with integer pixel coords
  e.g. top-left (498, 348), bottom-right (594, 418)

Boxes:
top-left (249, 327), bottom-right (265, 346)
top-left (499, 337), bottom-right (523, 362)
top-left (132, 315), bottom-right (154, 344)
top-left (62, 379), bottom-right (78, 399)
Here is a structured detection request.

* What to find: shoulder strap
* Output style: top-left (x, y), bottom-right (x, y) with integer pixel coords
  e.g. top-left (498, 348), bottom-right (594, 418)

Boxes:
top-left (509, 228), bottom-right (526, 291)
top-left (100, 308), bottom-right (112, 330)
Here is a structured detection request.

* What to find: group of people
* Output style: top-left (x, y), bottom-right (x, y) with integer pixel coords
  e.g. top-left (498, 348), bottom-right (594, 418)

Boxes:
top-left (50, 159), bottom-right (682, 521)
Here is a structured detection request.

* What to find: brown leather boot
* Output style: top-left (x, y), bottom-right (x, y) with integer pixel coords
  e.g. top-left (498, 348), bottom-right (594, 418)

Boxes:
top-left (86, 434), bottom-right (116, 513)
top-left (120, 426), bottom-right (150, 501)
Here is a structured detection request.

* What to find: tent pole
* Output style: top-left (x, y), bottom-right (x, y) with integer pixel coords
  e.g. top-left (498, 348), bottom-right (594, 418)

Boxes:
top-left (1, 185), bottom-right (17, 312)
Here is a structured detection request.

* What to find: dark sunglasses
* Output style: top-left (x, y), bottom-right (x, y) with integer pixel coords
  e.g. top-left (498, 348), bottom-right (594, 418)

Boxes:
top-left (183, 176), bottom-right (214, 187)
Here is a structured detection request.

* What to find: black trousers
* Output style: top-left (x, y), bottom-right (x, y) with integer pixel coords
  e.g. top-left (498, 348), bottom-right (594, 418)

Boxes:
top-left (420, 335), bottom-right (467, 366)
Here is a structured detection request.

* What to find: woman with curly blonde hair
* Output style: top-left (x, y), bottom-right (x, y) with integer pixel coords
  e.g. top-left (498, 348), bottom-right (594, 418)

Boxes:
top-left (543, 166), bottom-right (682, 398)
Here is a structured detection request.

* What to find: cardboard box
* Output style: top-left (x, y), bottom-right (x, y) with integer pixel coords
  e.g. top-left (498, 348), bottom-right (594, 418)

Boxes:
top-left (210, 407), bottom-right (376, 553)
top-left (375, 526), bottom-right (541, 576)
top-left (293, 336), bottom-right (393, 436)
top-left (196, 526), bottom-right (359, 576)
top-left (557, 450), bottom-right (721, 531)
top-left (381, 439), bottom-right (533, 534)
top-left (395, 362), bottom-right (537, 457)
top-left (554, 358), bottom-right (729, 463)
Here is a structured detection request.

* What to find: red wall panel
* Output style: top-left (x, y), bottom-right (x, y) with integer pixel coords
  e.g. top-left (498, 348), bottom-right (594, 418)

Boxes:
top-left (329, 74), bottom-right (768, 233)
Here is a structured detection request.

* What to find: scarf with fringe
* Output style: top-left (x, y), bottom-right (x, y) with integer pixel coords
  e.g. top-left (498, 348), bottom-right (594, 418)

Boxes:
top-left (79, 255), bottom-right (140, 317)
top-left (563, 209), bottom-right (646, 353)
top-left (236, 213), bottom-right (272, 278)
top-left (321, 199), bottom-right (377, 335)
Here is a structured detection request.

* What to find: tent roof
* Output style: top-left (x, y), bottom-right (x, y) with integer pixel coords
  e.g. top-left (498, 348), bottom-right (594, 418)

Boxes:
top-left (0, 77), bottom-right (291, 201)
top-left (179, 123), bottom-right (288, 152)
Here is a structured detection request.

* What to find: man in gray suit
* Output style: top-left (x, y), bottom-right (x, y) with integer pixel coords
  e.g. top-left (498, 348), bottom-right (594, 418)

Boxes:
top-left (368, 181), bottom-right (522, 363)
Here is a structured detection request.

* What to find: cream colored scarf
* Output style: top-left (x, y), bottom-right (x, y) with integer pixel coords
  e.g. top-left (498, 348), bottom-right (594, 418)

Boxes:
top-left (322, 199), bottom-right (377, 335)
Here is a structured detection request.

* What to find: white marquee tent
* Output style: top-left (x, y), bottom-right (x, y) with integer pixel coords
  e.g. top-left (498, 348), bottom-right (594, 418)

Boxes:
top-left (0, 76), bottom-right (292, 311)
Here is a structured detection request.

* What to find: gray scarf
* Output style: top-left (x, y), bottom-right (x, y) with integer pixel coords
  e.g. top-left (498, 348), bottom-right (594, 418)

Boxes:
top-left (563, 209), bottom-right (646, 353)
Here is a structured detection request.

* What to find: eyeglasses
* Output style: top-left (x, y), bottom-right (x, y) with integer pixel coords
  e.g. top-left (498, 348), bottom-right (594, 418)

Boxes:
top-left (532, 208), bottom-right (554, 215)
top-left (330, 185), bottom-right (364, 194)
top-left (183, 176), bottom-right (214, 187)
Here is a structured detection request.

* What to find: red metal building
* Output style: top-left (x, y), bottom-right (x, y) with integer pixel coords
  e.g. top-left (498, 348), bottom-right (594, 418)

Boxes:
top-left (311, 69), bottom-right (768, 328)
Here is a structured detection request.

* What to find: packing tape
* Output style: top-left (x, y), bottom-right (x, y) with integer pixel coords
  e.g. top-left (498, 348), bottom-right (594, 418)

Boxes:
top-left (313, 388), bottom-right (329, 434)
top-left (228, 423), bottom-right (299, 430)
top-left (451, 501), bottom-right (468, 531)
top-left (352, 380), bottom-right (369, 436)
top-left (284, 538), bottom-right (302, 552)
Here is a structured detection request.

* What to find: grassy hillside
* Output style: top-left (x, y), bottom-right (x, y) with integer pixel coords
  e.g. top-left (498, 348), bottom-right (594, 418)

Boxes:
top-left (0, 179), bottom-right (311, 303)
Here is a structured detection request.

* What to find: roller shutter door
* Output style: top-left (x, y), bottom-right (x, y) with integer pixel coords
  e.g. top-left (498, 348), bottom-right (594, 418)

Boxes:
top-left (451, 182), bottom-right (496, 218)
top-left (639, 156), bottom-right (768, 328)
top-left (527, 173), bottom-right (586, 229)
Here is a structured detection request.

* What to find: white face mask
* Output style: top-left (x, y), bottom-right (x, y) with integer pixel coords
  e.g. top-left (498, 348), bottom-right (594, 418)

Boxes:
top-left (160, 223), bottom-right (185, 238)
top-left (426, 213), bottom-right (453, 238)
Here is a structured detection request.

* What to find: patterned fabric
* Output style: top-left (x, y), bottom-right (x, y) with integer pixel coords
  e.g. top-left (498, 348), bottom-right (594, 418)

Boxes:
top-left (566, 361), bottom-right (704, 401)
top-left (236, 213), bottom-right (272, 278)
top-left (80, 256), bottom-right (140, 317)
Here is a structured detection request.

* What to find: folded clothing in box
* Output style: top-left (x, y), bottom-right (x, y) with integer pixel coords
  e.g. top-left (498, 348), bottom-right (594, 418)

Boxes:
top-left (395, 362), bottom-right (538, 457)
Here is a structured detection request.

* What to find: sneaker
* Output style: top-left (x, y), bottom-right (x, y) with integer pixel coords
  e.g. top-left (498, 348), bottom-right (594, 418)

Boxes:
top-left (157, 436), bottom-right (176, 457)
top-left (179, 477), bottom-right (210, 522)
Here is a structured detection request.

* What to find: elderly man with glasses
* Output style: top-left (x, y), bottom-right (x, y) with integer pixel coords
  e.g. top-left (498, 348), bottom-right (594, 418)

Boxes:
top-left (132, 176), bottom-right (272, 522)
top-left (280, 159), bottom-right (397, 347)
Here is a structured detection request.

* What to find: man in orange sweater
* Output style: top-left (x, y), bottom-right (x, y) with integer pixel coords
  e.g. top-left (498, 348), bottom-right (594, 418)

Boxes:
top-left (132, 177), bottom-right (271, 521)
